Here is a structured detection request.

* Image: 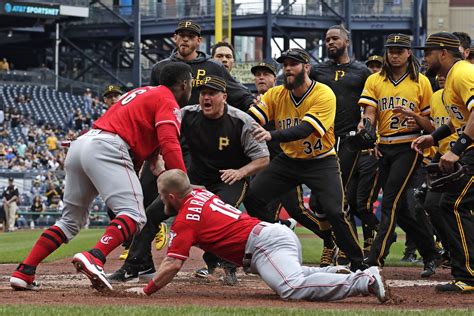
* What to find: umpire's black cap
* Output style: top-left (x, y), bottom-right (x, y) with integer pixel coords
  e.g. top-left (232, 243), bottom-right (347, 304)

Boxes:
top-left (175, 20), bottom-right (201, 36)
top-left (413, 32), bottom-right (461, 51)
top-left (103, 85), bottom-right (123, 97)
top-left (251, 62), bottom-right (277, 76)
top-left (198, 75), bottom-right (226, 92)
top-left (276, 48), bottom-right (310, 64)
top-left (385, 34), bottom-right (412, 48)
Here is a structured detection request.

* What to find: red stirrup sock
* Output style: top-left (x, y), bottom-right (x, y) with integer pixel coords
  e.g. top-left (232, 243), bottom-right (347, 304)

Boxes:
top-left (23, 225), bottom-right (67, 267)
top-left (92, 215), bottom-right (137, 257)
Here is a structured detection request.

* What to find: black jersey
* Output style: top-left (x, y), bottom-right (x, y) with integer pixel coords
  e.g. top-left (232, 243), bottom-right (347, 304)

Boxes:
top-left (150, 49), bottom-right (254, 111)
top-left (310, 60), bottom-right (371, 137)
top-left (181, 104), bottom-right (269, 185)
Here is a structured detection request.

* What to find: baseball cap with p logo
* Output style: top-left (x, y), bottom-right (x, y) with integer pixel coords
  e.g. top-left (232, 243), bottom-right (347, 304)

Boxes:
top-left (175, 20), bottom-right (201, 36)
top-left (276, 48), bottom-right (311, 64)
top-left (251, 62), bottom-right (277, 76)
top-left (197, 75), bottom-right (226, 92)
top-left (385, 33), bottom-right (412, 48)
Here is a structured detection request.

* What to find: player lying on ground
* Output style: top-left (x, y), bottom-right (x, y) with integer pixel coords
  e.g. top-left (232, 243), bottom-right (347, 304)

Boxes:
top-left (127, 169), bottom-right (389, 303)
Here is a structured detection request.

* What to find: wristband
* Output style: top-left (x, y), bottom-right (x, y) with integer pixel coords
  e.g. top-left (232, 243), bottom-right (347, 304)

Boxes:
top-left (143, 280), bottom-right (160, 295)
top-left (431, 124), bottom-right (452, 145)
top-left (451, 133), bottom-right (473, 156)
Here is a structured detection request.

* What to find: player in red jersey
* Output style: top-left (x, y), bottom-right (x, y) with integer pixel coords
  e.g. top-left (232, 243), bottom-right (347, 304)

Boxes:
top-left (127, 170), bottom-right (389, 303)
top-left (10, 62), bottom-right (193, 292)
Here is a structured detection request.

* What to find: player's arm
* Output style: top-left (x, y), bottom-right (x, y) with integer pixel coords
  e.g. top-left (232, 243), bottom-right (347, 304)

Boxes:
top-left (252, 121), bottom-right (315, 142)
top-left (412, 120), bottom-right (455, 154)
top-left (141, 256), bottom-right (184, 295)
top-left (221, 66), bottom-right (256, 111)
top-left (155, 123), bottom-right (186, 172)
top-left (220, 157), bottom-right (269, 185)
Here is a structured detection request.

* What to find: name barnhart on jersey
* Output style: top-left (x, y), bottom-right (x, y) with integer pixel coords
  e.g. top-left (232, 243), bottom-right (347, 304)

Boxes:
top-left (185, 190), bottom-right (214, 222)
top-left (378, 96), bottom-right (416, 112)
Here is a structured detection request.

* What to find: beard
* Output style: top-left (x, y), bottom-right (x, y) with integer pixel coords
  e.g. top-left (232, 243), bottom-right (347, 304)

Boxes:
top-left (424, 61), bottom-right (441, 77)
top-left (327, 46), bottom-right (345, 59)
top-left (164, 201), bottom-right (178, 217)
top-left (283, 68), bottom-right (306, 90)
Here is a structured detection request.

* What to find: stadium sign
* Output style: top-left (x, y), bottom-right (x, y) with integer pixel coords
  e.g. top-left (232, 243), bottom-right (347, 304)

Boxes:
top-left (0, 1), bottom-right (60, 18)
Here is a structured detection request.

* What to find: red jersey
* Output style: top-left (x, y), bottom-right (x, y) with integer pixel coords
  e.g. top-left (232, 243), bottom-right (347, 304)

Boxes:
top-left (93, 86), bottom-right (183, 169)
top-left (167, 189), bottom-right (261, 266)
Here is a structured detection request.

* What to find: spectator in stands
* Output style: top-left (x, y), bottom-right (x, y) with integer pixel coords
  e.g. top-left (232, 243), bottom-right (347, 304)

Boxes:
top-left (0, 123), bottom-right (8, 140)
top-left (45, 132), bottom-right (58, 153)
top-left (83, 113), bottom-right (92, 128)
top-left (17, 139), bottom-right (26, 158)
top-left (44, 182), bottom-right (59, 207)
top-left (83, 88), bottom-right (92, 112)
top-left (73, 108), bottom-right (83, 130)
top-left (30, 195), bottom-right (45, 222)
top-left (4, 107), bottom-right (11, 126)
top-left (27, 128), bottom-right (36, 144)
top-left (0, 58), bottom-right (9, 72)
top-left (5, 147), bottom-right (16, 162)
top-left (30, 179), bottom-right (43, 197)
top-left (2, 177), bottom-right (19, 232)
top-left (0, 156), bottom-right (7, 169)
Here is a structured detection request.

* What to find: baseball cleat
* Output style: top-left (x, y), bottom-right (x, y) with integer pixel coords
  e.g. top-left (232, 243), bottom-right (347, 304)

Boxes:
top-left (194, 266), bottom-right (210, 279)
top-left (435, 280), bottom-right (474, 293)
top-left (72, 251), bottom-right (113, 291)
top-left (367, 266), bottom-right (389, 303)
top-left (108, 266), bottom-right (156, 283)
top-left (155, 223), bottom-right (169, 251)
top-left (10, 263), bottom-right (40, 291)
top-left (420, 260), bottom-right (436, 278)
top-left (319, 246), bottom-right (336, 267)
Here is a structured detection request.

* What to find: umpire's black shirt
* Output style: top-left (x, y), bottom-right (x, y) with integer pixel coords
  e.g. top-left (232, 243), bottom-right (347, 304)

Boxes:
top-left (150, 49), bottom-right (254, 111)
top-left (310, 60), bottom-right (371, 137)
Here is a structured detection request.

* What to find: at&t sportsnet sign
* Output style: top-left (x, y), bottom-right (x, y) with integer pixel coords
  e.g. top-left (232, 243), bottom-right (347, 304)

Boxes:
top-left (1, 1), bottom-right (60, 18)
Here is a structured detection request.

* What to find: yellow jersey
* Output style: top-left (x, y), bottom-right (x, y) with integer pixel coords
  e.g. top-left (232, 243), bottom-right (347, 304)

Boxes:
top-left (430, 89), bottom-right (458, 155)
top-left (442, 60), bottom-right (474, 151)
top-left (359, 72), bottom-right (433, 144)
top-left (249, 81), bottom-right (336, 159)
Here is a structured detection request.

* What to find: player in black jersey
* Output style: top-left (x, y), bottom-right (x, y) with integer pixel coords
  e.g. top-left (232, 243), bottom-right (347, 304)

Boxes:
top-left (309, 25), bottom-right (372, 265)
top-left (109, 76), bottom-right (269, 284)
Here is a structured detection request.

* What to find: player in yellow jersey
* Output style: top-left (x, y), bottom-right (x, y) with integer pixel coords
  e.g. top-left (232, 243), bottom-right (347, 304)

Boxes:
top-left (359, 34), bottom-right (440, 273)
top-left (246, 48), bottom-right (366, 271)
top-left (412, 32), bottom-right (474, 293)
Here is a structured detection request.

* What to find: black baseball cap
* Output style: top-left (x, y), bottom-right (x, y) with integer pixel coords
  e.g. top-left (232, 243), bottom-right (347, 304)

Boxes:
top-left (413, 32), bottom-right (461, 51)
top-left (103, 85), bottom-right (123, 97)
top-left (175, 20), bottom-right (201, 36)
top-left (198, 75), bottom-right (226, 92)
top-left (251, 62), bottom-right (277, 76)
top-left (365, 55), bottom-right (383, 66)
top-left (276, 48), bottom-right (310, 64)
top-left (385, 34), bottom-right (412, 48)
top-left (8, 177), bottom-right (13, 182)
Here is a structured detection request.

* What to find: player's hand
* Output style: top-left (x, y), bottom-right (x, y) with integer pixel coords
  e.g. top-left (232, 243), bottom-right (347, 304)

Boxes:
top-left (371, 145), bottom-right (383, 159)
top-left (393, 105), bottom-right (415, 117)
top-left (220, 169), bottom-right (244, 185)
top-left (439, 151), bottom-right (460, 173)
top-left (125, 287), bottom-right (147, 296)
top-left (406, 117), bottom-right (420, 130)
top-left (149, 153), bottom-right (166, 177)
top-left (252, 122), bottom-right (271, 142)
top-left (411, 135), bottom-right (434, 154)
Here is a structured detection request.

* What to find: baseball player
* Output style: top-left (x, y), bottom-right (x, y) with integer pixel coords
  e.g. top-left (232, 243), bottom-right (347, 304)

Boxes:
top-left (2, 177), bottom-right (19, 232)
top-left (108, 76), bottom-right (269, 284)
top-left (247, 48), bottom-right (366, 271)
top-left (358, 34), bottom-right (440, 275)
top-left (453, 32), bottom-right (471, 60)
top-left (309, 25), bottom-right (372, 265)
top-left (467, 45), bottom-right (474, 64)
top-left (211, 42), bottom-right (235, 72)
top-left (10, 62), bottom-right (193, 292)
top-left (412, 32), bottom-right (474, 293)
top-left (102, 85), bottom-right (123, 109)
top-left (126, 170), bottom-right (388, 303)
top-left (250, 62), bottom-right (335, 266)
top-left (366, 55), bottom-right (383, 74)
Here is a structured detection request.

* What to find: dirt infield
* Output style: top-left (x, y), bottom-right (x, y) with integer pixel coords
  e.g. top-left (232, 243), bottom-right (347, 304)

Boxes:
top-left (0, 247), bottom-right (470, 310)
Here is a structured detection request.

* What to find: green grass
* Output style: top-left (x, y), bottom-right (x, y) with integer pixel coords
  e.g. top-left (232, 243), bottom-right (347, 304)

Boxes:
top-left (0, 227), bottom-right (418, 266)
top-left (0, 229), bottom-right (101, 263)
top-left (0, 306), bottom-right (470, 316)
